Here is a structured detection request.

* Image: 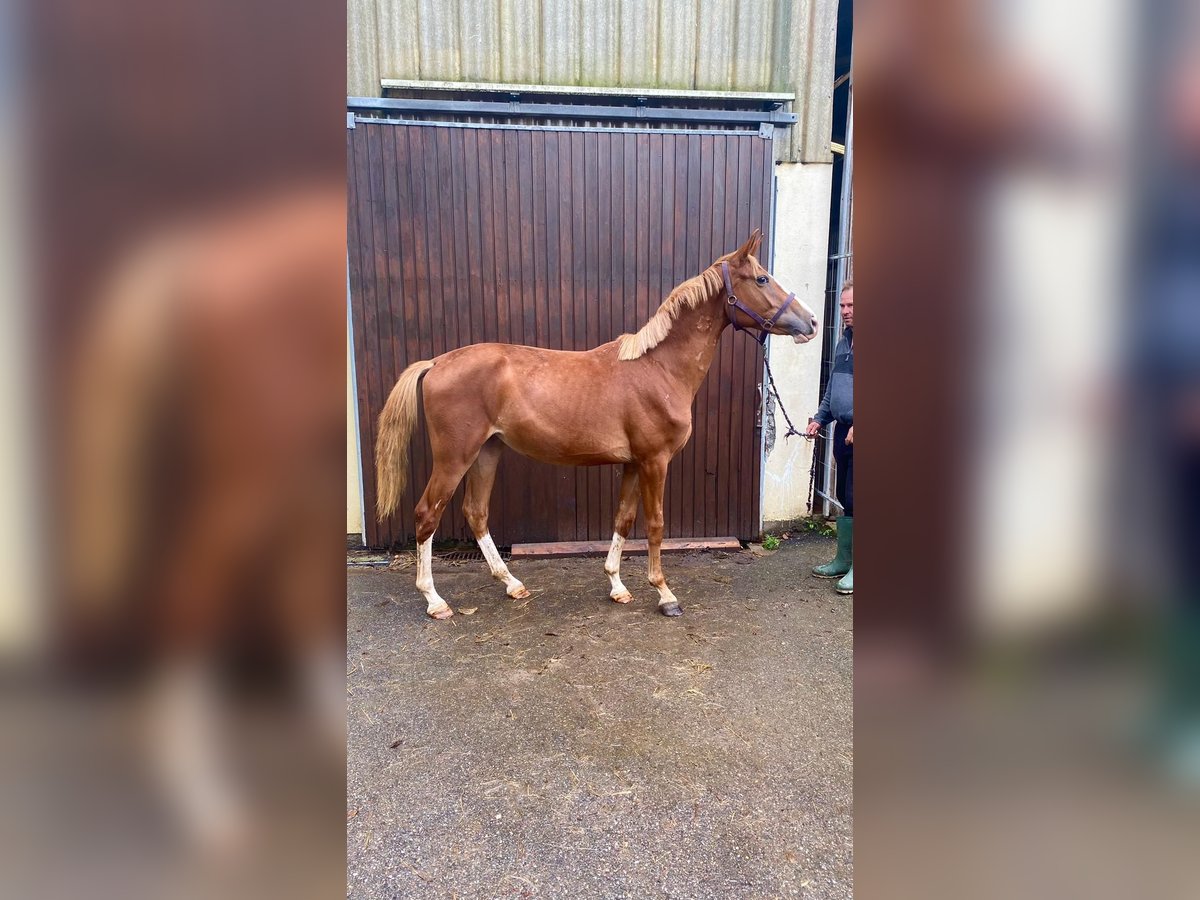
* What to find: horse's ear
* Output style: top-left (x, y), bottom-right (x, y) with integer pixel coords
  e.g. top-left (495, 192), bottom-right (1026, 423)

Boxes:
top-left (733, 229), bottom-right (763, 262)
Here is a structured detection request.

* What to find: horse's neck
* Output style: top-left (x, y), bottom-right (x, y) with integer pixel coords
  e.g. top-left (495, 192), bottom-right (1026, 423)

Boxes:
top-left (650, 291), bottom-right (728, 396)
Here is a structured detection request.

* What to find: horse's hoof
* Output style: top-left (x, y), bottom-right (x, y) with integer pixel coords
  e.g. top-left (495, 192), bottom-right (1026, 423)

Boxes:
top-left (611, 591), bottom-right (634, 604)
top-left (428, 605), bottom-right (454, 620)
top-left (508, 585), bottom-right (531, 600)
top-left (660, 602), bottom-right (683, 617)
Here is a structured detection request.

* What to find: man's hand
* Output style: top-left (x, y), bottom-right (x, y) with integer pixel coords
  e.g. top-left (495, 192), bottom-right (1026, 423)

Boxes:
top-left (805, 420), bottom-right (822, 438)
top-left (846, 426), bottom-right (854, 445)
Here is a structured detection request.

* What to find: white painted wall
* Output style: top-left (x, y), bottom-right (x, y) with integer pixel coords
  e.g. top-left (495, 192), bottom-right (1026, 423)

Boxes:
top-left (971, 0), bottom-right (1127, 633)
top-left (347, 316), bottom-right (365, 540)
top-left (762, 161), bottom-right (834, 528)
top-left (0, 64), bottom-right (40, 655)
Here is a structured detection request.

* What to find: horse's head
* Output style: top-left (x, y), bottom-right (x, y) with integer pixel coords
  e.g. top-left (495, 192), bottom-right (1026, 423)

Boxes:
top-left (721, 230), bottom-right (819, 344)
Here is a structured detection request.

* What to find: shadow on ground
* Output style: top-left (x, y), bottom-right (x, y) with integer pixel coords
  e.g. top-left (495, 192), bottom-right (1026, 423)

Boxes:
top-left (347, 537), bottom-right (852, 899)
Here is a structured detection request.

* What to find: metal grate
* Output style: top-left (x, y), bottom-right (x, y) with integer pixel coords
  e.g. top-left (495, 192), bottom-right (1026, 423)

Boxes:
top-left (436, 549), bottom-right (498, 562)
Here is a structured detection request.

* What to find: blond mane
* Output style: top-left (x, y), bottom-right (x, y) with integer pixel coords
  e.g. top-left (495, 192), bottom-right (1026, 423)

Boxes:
top-left (616, 265), bottom-right (725, 360)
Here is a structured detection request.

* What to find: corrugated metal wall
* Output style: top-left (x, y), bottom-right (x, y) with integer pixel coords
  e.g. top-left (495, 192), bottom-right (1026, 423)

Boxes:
top-left (346, 0), bottom-right (838, 163)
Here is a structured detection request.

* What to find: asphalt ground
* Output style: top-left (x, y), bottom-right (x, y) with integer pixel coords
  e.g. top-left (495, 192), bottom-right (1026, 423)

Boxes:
top-left (347, 535), bottom-right (853, 899)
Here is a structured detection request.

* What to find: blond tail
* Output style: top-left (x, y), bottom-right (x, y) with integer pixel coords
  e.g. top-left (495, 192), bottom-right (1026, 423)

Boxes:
top-left (375, 359), bottom-right (436, 521)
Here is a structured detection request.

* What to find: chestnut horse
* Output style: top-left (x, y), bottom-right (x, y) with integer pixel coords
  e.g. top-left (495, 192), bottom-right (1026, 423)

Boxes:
top-left (376, 230), bottom-right (818, 619)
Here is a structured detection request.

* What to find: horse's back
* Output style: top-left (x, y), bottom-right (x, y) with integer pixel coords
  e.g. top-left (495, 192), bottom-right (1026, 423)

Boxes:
top-left (437, 340), bottom-right (617, 365)
top-left (418, 339), bottom-right (644, 465)
top-left (426, 340), bottom-right (620, 387)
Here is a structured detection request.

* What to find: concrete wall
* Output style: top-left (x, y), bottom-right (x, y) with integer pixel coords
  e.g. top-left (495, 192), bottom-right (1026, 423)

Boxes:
top-left (761, 161), bottom-right (834, 529)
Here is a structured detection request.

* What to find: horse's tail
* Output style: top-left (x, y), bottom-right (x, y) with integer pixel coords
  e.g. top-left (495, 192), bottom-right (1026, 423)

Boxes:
top-left (375, 359), bottom-right (436, 521)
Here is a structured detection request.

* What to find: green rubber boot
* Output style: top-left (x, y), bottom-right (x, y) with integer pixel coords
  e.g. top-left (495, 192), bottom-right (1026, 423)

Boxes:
top-left (812, 516), bottom-right (852, 578)
top-left (835, 566), bottom-right (853, 594)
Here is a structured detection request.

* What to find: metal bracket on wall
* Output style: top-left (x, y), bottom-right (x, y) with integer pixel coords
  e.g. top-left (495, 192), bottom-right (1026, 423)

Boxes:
top-left (759, 123), bottom-right (774, 139)
top-left (347, 112), bottom-right (356, 130)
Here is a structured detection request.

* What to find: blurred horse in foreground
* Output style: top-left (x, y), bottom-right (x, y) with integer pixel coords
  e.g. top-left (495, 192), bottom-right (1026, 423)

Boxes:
top-left (65, 185), bottom-right (346, 853)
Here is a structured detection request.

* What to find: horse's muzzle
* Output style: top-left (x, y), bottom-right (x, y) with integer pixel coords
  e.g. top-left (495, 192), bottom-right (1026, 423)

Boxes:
top-left (788, 315), bottom-right (819, 343)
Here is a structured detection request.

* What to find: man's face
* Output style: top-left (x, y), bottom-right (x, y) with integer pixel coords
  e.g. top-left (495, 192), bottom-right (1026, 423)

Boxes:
top-left (840, 288), bottom-right (854, 329)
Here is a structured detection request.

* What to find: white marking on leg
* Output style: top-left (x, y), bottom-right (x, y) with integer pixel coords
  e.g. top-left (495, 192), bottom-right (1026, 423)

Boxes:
top-left (605, 533), bottom-right (632, 602)
top-left (415, 536), bottom-right (452, 618)
top-left (301, 643), bottom-right (345, 752)
top-left (151, 660), bottom-right (248, 854)
top-left (477, 532), bottom-right (527, 598)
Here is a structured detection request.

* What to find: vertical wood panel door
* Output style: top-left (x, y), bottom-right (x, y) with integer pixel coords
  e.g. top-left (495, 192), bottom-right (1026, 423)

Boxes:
top-left (348, 120), bottom-right (774, 549)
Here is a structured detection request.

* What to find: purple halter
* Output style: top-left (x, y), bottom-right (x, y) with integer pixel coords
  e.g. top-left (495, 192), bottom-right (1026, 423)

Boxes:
top-left (721, 261), bottom-right (799, 346)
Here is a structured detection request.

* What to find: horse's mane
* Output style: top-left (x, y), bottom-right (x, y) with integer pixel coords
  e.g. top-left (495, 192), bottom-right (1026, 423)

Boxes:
top-left (617, 264), bottom-right (725, 360)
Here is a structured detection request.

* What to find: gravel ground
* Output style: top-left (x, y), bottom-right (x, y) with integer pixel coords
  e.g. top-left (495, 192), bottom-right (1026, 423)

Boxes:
top-left (347, 535), bottom-right (853, 899)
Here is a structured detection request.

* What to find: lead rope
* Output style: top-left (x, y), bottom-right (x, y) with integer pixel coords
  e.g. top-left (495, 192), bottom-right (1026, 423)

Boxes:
top-left (806, 423), bottom-right (819, 515)
top-left (762, 350), bottom-right (802, 442)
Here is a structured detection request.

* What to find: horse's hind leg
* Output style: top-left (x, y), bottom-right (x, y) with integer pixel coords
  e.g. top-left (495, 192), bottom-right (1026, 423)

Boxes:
top-left (605, 465), bottom-right (640, 603)
top-left (413, 460), bottom-right (474, 619)
top-left (463, 438), bottom-right (529, 600)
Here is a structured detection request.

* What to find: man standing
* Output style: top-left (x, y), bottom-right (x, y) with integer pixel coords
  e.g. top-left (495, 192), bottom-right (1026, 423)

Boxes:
top-left (806, 280), bottom-right (854, 594)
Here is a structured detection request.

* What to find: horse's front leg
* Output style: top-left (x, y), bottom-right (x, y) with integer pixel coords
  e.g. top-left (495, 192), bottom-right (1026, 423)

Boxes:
top-left (639, 458), bottom-right (682, 616)
top-left (605, 465), bottom-right (640, 603)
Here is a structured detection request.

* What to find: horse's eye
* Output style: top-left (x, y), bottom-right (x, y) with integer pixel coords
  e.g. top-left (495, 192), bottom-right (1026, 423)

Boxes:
top-left (755, 275), bottom-right (769, 286)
